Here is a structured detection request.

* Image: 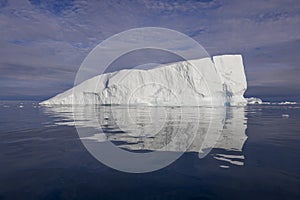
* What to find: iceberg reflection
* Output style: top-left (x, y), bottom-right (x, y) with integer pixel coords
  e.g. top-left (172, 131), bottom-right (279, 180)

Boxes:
top-left (43, 106), bottom-right (247, 170)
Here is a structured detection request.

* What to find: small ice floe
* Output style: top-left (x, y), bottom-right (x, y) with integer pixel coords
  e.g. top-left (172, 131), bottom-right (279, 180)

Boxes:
top-left (219, 165), bottom-right (230, 169)
top-left (278, 101), bottom-right (297, 105)
top-left (19, 105), bottom-right (24, 108)
top-left (246, 97), bottom-right (263, 105)
top-left (282, 114), bottom-right (289, 118)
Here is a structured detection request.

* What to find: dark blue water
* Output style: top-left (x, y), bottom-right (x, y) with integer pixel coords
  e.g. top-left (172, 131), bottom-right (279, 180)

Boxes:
top-left (0, 101), bottom-right (299, 200)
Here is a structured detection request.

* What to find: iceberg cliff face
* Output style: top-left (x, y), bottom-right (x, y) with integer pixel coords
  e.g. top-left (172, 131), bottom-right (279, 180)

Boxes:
top-left (40, 55), bottom-right (247, 106)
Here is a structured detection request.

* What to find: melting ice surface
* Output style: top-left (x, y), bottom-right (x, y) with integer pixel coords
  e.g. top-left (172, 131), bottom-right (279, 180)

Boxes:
top-left (44, 105), bottom-right (248, 168)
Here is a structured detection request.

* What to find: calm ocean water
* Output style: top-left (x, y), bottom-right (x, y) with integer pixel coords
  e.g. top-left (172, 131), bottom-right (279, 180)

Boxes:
top-left (0, 101), bottom-right (299, 200)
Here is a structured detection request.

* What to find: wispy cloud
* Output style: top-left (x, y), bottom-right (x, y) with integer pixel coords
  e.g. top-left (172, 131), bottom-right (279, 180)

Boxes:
top-left (0, 0), bottom-right (299, 100)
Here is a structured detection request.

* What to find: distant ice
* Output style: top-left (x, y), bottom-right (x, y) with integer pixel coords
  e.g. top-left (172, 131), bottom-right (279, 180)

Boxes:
top-left (246, 97), bottom-right (263, 104)
top-left (246, 98), bottom-right (298, 105)
top-left (278, 101), bottom-right (297, 105)
top-left (219, 165), bottom-right (230, 169)
top-left (282, 114), bottom-right (290, 118)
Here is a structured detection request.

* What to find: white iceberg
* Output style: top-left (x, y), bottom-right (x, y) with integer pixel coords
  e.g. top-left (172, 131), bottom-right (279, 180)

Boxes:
top-left (40, 55), bottom-right (248, 106)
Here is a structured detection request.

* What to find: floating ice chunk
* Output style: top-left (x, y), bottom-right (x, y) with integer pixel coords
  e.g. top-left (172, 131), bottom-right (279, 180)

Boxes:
top-left (261, 102), bottom-right (271, 105)
top-left (278, 101), bottom-right (297, 105)
top-left (246, 97), bottom-right (263, 104)
top-left (219, 165), bottom-right (230, 169)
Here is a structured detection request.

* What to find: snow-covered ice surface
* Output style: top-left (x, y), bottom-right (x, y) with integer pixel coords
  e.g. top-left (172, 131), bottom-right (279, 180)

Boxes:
top-left (40, 55), bottom-right (247, 106)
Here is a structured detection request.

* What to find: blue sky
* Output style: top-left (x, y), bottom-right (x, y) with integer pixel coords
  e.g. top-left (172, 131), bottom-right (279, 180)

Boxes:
top-left (0, 0), bottom-right (299, 101)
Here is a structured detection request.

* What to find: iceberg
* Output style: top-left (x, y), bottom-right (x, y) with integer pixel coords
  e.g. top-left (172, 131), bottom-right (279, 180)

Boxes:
top-left (40, 55), bottom-right (248, 106)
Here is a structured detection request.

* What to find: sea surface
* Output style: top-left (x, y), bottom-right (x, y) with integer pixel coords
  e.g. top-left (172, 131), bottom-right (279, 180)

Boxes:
top-left (0, 101), bottom-right (299, 200)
